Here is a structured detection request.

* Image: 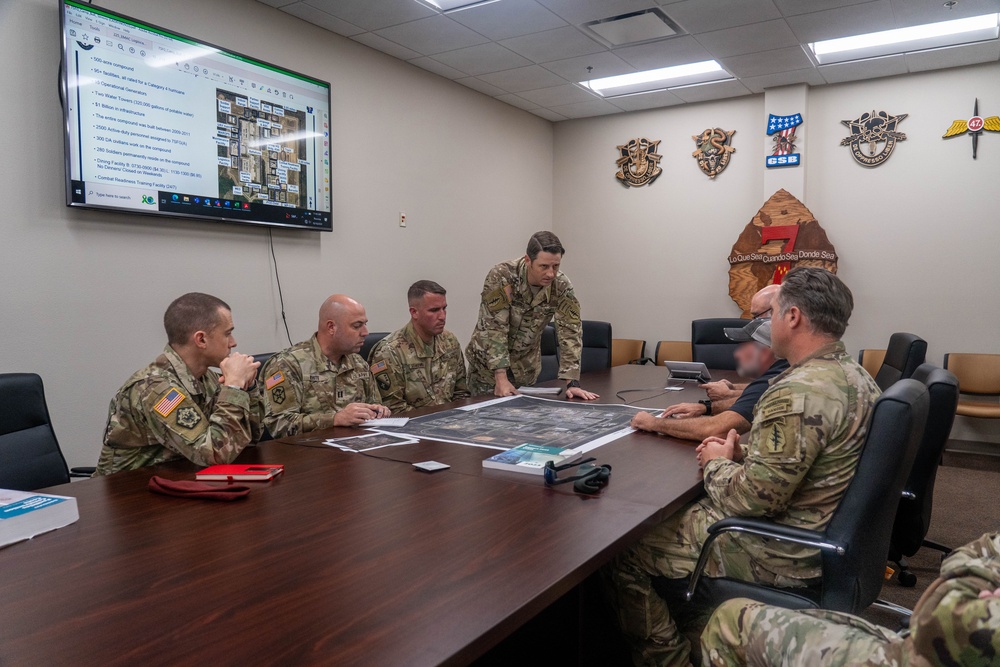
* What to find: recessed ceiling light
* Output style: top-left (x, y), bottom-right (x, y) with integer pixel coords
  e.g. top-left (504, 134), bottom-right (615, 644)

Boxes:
top-left (417, 0), bottom-right (501, 13)
top-left (811, 13), bottom-right (999, 64)
top-left (582, 60), bottom-right (731, 97)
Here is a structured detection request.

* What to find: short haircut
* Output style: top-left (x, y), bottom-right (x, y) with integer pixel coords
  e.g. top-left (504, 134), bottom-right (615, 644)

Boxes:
top-left (407, 280), bottom-right (447, 306)
top-left (163, 292), bottom-right (230, 346)
top-left (776, 267), bottom-right (853, 339)
top-left (526, 231), bottom-right (565, 260)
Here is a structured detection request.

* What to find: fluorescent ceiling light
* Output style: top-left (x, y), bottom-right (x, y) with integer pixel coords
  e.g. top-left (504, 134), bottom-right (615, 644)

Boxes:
top-left (582, 60), bottom-right (730, 97)
top-left (811, 13), bottom-right (999, 64)
top-left (419, 0), bottom-right (501, 13)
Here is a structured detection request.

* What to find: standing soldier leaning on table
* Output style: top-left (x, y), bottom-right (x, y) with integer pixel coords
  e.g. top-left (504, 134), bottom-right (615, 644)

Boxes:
top-left (465, 230), bottom-right (599, 400)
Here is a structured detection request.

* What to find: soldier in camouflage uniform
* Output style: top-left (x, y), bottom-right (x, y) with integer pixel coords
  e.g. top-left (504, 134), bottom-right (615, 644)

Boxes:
top-left (465, 231), bottom-right (599, 400)
top-left (95, 293), bottom-right (262, 475)
top-left (701, 531), bottom-right (1000, 667)
top-left (262, 294), bottom-right (389, 437)
top-left (368, 280), bottom-right (469, 413)
top-left (604, 267), bottom-right (879, 667)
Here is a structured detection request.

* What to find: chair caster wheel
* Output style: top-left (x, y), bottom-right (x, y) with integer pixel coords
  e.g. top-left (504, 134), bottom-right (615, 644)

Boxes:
top-left (898, 571), bottom-right (917, 587)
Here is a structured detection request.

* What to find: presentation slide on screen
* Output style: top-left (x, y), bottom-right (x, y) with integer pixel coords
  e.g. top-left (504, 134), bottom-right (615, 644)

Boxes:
top-left (63, 2), bottom-right (331, 227)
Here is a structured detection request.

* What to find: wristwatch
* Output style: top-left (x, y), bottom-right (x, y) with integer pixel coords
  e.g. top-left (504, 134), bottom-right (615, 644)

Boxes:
top-left (566, 379), bottom-right (581, 389)
top-left (698, 399), bottom-right (712, 416)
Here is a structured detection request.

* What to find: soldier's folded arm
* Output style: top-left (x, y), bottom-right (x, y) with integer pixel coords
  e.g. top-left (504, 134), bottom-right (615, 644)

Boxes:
top-left (554, 288), bottom-right (582, 381)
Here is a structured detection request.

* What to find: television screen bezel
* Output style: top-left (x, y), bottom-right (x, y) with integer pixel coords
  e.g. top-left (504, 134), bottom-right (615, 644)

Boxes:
top-left (60, 0), bottom-right (334, 232)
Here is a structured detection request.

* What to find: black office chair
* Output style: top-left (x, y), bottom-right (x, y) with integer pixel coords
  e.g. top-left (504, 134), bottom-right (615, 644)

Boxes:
top-left (580, 321), bottom-right (612, 374)
top-left (873, 333), bottom-right (927, 391)
top-left (0, 373), bottom-right (93, 491)
top-left (888, 364), bottom-right (960, 587)
top-left (361, 332), bottom-right (390, 363)
top-left (537, 325), bottom-right (559, 383)
top-left (654, 379), bottom-right (929, 620)
top-left (253, 352), bottom-right (276, 368)
top-left (690, 318), bottom-right (748, 371)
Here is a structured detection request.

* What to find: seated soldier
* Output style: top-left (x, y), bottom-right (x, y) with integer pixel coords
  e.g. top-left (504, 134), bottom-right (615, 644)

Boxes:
top-left (262, 294), bottom-right (389, 437)
top-left (701, 532), bottom-right (1000, 667)
top-left (631, 319), bottom-right (787, 441)
top-left (603, 267), bottom-right (880, 667)
top-left (368, 280), bottom-right (469, 413)
top-left (95, 292), bottom-right (261, 475)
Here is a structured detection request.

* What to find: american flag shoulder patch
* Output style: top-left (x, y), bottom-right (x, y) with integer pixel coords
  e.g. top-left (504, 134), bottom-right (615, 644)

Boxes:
top-left (153, 388), bottom-right (185, 418)
top-left (370, 360), bottom-right (387, 374)
top-left (265, 371), bottom-right (285, 390)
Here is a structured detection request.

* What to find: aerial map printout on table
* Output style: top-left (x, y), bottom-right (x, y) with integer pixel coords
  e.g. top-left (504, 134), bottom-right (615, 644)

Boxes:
top-left (372, 395), bottom-right (643, 453)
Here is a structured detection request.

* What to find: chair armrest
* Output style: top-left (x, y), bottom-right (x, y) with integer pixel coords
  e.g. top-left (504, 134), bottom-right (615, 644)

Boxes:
top-left (686, 517), bottom-right (844, 601)
top-left (70, 466), bottom-right (96, 478)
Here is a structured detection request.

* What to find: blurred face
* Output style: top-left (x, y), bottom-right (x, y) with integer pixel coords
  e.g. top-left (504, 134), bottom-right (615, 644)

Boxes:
top-left (734, 342), bottom-right (768, 378)
top-left (203, 308), bottom-right (236, 366)
top-left (525, 251), bottom-right (562, 287)
top-left (332, 303), bottom-right (369, 356)
top-left (410, 292), bottom-right (447, 342)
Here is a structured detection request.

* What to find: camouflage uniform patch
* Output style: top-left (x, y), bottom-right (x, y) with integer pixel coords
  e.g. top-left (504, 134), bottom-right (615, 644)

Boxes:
top-left (368, 322), bottom-right (469, 413)
top-left (465, 256), bottom-right (583, 395)
top-left (175, 406), bottom-right (201, 430)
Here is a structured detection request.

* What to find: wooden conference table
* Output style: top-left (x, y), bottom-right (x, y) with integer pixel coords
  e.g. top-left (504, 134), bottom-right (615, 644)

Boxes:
top-left (0, 365), bottom-right (733, 666)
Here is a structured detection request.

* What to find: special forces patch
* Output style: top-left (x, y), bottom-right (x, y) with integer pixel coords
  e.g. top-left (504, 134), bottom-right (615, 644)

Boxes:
top-left (376, 372), bottom-right (391, 392)
top-left (485, 285), bottom-right (511, 313)
top-left (175, 406), bottom-right (201, 430)
top-left (840, 110), bottom-right (908, 167)
top-left (271, 386), bottom-right (286, 404)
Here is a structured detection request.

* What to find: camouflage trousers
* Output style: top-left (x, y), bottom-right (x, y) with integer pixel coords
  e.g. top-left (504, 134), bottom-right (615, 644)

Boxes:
top-left (701, 598), bottom-right (904, 667)
top-left (603, 498), bottom-right (805, 667)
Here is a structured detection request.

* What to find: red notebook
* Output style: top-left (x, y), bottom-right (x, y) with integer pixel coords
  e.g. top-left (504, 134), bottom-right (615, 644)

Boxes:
top-left (196, 464), bottom-right (284, 482)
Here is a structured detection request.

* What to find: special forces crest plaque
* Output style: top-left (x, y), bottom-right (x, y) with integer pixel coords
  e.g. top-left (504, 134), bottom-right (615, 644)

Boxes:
top-left (691, 128), bottom-right (735, 178)
top-left (615, 138), bottom-right (662, 187)
top-left (840, 110), bottom-right (908, 167)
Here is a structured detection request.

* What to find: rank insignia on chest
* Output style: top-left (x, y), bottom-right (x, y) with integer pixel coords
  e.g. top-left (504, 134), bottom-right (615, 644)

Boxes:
top-left (271, 386), bottom-right (286, 404)
top-left (265, 371), bottom-right (285, 390)
top-left (175, 406), bottom-right (201, 429)
top-left (153, 388), bottom-right (185, 417)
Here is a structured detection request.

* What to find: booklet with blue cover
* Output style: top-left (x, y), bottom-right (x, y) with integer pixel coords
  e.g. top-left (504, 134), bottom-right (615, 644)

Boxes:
top-left (0, 489), bottom-right (79, 549)
top-left (482, 443), bottom-right (581, 475)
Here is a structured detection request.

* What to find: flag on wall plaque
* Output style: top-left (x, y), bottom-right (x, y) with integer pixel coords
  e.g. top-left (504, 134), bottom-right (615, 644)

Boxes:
top-left (692, 128), bottom-right (736, 178)
top-left (840, 110), bottom-right (907, 167)
top-left (615, 138), bottom-right (662, 187)
top-left (765, 113), bottom-right (801, 168)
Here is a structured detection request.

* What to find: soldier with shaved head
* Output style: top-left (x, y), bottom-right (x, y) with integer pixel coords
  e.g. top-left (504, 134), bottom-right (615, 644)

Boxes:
top-left (261, 294), bottom-right (389, 437)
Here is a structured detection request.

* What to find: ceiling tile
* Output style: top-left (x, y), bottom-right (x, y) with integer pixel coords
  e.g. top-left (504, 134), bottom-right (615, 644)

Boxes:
top-left (536, 0), bottom-right (656, 25)
top-left (281, 2), bottom-right (365, 36)
top-left (494, 93), bottom-right (542, 110)
top-left (608, 89), bottom-right (686, 111)
top-left (304, 0), bottom-right (436, 31)
top-left (891, 0), bottom-right (1000, 29)
top-left (613, 35), bottom-right (714, 70)
top-left (448, 0), bottom-right (567, 40)
top-left (772, 0), bottom-right (877, 17)
top-left (785, 0), bottom-right (894, 43)
top-left (695, 19), bottom-right (800, 59)
top-left (351, 32), bottom-right (423, 60)
top-left (904, 40), bottom-right (1000, 73)
top-left (738, 66), bottom-right (827, 93)
top-left (660, 0), bottom-right (782, 34)
top-left (374, 15), bottom-right (490, 56)
top-left (548, 98), bottom-right (624, 118)
top-left (541, 51), bottom-right (637, 83)
top-left (430, 43), bottom-right (533, 76)
top-left (455, 76), bottom-right (510, 96)
top-left (720, 46), bottom-right (814, 78)
top-left (408, 56), bottom-right (467, 79)
top-left (818, 53), bottom-right (908, 83)
top-left (670, 78), bottom-right (753, 103)
top-left (499, 26), bottom-right (606, 63)
top-left (477, 64), bottom-right (570, 92)
top-left (517, 83), bottom-right (599, 106)
top-left (528, 107), bottom-right (568, 121)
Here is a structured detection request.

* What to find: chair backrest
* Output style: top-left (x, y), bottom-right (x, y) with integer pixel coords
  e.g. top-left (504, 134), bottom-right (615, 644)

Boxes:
top-left (891, 364), bottom-right (960, 556)
top-left (655, 341), bottom-right (692, 365)
top-left (0, 373), bottom-right (71, 491)
top-left (361, 332), bottom-right (390, 364)
top-left (857, 349), bottom-right (886, 379)
top-left (537, 325), bottom-right (559, 383)
top-left (253, 352), bottom-right (276, 368)
top-left (944, 353), bottom-right (1000, 395)
top-left (611, 339), bottom-right (645, 367)
top-left (820, 379), bottom-right (928, 613)
top-left (873, 333), bottom-right (927, 391)
top-left (581, 321), bottom-right (613, 373)
top-left (691, 318), bottom-right (748, 370)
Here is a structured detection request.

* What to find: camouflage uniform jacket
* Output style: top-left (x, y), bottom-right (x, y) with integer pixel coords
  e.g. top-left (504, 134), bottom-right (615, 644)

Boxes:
top-left (465, 256), bottom-right (582, 394)
top-left (368, 321), bottom-right (469, 413)
top-left (95, 345), bottom-right (259, 475)
top-left (261, 334), bottom-right (378, 438)
top-left (702, 341), bottom-right (880, 581)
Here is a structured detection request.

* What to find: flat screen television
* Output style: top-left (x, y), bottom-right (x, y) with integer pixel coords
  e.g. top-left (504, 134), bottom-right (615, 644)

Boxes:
top-left (61, 0), bottom-right (333, 231)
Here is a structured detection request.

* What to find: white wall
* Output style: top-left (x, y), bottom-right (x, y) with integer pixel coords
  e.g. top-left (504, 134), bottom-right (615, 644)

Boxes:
top-left (1, 0), bottom-right (553, 467)
top-left (553, 63), bottom-right (1000, 441)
